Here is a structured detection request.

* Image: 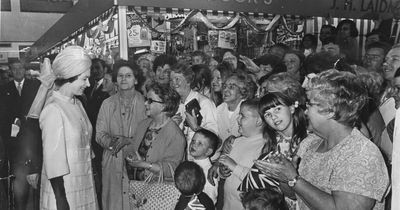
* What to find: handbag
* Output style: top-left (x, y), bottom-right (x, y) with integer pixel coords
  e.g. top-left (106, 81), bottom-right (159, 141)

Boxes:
top-left (129, 163), bottom-right (180, 210)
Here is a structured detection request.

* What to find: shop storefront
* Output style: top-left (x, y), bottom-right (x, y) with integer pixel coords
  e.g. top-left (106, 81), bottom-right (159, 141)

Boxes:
top-left (28, 0), bottom-right (398, 62)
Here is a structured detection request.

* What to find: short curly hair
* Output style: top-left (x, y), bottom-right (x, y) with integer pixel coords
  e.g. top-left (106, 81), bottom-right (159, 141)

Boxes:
top-left (174, 161), bottom-right (205, 195)
top-left (112, 59), bottom-right (144, 90)
top-left (241, 188), bottom-right (289, 210)
top-left (264, 72), bottom-right (306, 105)
top-left (306, 69), bottom-right (368, 127)
top-left (146, 82), bottom-right (181, 117)
top-left (225, 72), bottom-right (257, 100)
top-left (171, 62), bottom-right (195, 86)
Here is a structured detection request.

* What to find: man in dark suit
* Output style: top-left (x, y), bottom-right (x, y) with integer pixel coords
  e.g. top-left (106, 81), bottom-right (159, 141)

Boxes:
top-left (378, 1), bottom-right (400, 44)
top-left (84, 58), bottom-right (109, 209)
top-left (0, 96), bottom-right (9, 209)
top-left (1, 59), bottom-right (41, 210)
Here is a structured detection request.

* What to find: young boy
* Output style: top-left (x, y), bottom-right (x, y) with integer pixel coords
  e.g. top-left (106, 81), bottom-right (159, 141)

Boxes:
top-left (189, 129), bottom-right (220, 203)
top-left (218, 99), bottom-right (266, 210)
top-left (241, 188), bottom-right (289, 210)
top-left (174, 161), bottom-right (215, 210)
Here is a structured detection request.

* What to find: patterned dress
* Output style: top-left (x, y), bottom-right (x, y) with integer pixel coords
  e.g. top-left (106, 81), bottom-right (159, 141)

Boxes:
top-left (297, 129), bottom-right (389, 210)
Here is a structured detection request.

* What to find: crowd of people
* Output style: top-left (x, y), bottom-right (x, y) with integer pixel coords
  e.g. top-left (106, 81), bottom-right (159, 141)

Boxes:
top-left (0, 16), bottom-right (400, 210)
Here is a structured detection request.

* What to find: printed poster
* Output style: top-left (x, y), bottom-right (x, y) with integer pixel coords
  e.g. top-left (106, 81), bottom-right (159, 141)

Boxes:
top-left (217, 30), bottom-right (237, 49)
top-left (128, 25), bottom-right (151, 47)
top-left (150, 40), bottom-right (166, 53)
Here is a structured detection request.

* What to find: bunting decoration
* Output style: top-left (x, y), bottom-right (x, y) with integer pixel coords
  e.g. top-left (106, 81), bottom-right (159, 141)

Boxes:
top-left (129, 8), bottom-right (304, 35)
top-left (131, 7), bottom-right (199, 34)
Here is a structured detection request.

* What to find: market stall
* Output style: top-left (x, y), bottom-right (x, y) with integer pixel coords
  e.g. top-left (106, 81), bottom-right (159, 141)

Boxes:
top-left (27, 0), bottom-right (399, 62)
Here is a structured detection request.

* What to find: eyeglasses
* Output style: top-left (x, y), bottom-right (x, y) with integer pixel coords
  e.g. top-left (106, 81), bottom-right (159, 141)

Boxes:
top-left (145, 97), bottom-right (164, 104)
top-left (222, 83), bottom-right (240, 90)
top-left (364, 54), bottom-right (383, 61)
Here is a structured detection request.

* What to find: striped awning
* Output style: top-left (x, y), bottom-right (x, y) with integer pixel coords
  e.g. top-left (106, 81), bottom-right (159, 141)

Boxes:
top-left (128, 6), bottom-right (303, 21)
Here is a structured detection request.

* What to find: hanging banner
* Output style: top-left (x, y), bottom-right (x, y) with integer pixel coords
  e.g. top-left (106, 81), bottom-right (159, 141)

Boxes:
top-left (150, 40), bottom-right (167, 53)
top-left (128, 25), bottom-right (151, 47)
top-left (217, 30), bottom-right (237, 49)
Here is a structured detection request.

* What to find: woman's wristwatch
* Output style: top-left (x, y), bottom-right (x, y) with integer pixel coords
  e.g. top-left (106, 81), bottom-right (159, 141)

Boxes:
top-left (147, 162), bottom-right (153, 170)
top-left (288, 174), bottom-right (301, 187)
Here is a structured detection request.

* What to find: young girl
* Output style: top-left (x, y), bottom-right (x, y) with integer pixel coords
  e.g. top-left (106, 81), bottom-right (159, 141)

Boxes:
top-left (259, 92), bottom-right (308, 158)
top-left (239, 92), bottom-right (308, 210)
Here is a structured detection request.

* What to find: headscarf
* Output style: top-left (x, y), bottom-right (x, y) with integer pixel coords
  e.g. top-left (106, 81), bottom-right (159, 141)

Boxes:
top-left (52, 45), bottom-right (91, 79)
top-left (27, 46), bottom-right (91, 118)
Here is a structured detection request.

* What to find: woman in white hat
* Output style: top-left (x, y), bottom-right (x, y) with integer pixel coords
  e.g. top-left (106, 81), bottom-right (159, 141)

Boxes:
top-left (39, 46), bottom-right (98, 210)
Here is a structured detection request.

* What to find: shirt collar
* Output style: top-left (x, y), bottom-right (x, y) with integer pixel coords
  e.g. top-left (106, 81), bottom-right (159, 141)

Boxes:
top-left (97, 78), bottom-right (104, 87)
top-left (14, 79), bottom-right (25, 87)
top-left (184, 89), bottom-right (197, 104)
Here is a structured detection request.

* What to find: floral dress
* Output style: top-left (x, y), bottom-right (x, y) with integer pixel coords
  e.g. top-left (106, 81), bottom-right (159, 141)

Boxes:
top-left (134, 127), bottom-right (162, 180)
top-left (239, 133), bottom-right (300, 210)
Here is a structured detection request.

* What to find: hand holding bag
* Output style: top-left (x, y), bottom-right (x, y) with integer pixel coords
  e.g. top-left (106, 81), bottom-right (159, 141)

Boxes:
top-left (129, 163), bottom-right (180, 210)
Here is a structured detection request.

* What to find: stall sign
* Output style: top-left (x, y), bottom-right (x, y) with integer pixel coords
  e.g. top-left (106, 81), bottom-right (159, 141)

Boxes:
top-left (119, 0), bottom-right (398, 19)
top-left (128, 25), bottom-right (151, 47)
top-left (217, 30), bottom-right (237, 49)
top-left (150, 40), bottom-right (167, 53)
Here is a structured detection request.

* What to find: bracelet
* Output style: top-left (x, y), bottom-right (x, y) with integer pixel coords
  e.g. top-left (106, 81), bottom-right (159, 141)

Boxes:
top-left (147, 162), bottom-right (153, 170)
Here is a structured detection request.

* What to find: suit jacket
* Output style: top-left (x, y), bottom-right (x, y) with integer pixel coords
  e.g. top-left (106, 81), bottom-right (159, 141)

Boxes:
top-left (84, 82), bottom-right (110, 125)
top-left (378, 18), bottom-right (395, 44)
top-left (0, 79), bottom-right (41, 172)
top-left (84, 80), bottom-right (109, 169)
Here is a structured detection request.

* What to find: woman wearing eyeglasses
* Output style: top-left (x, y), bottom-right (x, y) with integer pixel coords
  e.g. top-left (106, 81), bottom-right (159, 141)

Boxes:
top-left (96, 60), bottom-right (147, 210)
top-left (254, 69), bottom-right (389, 210)
top-left (125, 82), bottom-right (186, 181)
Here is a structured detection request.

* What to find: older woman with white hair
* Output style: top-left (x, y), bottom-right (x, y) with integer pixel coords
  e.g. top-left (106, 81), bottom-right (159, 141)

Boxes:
top-left (255, 69), bottom-right (389, 210)
top-left (39, 46), bottom-right (98, 210)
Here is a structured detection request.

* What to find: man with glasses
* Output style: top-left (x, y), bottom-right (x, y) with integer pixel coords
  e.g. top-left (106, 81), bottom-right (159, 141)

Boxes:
top-left (362, 42), bottom-right (391, 73)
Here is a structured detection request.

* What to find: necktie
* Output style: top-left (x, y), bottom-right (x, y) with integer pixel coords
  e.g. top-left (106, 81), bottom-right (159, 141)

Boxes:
top-left (90, 81), bottom-right (99, 98)
top-left (392, 20), bottom-right (399, 43)
top-left (17, 82), bottom-right (22, 96)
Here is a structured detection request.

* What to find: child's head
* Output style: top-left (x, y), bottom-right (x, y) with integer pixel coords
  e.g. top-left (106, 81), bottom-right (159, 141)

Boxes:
top-left (174, 161), bottom-right (206, 196)
top-left (238, 99), bottom-right (264, 137)
top-left (259, 92), bottom-right (307, 152)
top-left (241, 188), bottom-right (289, 210)
top-left (189, 129), bottom-right (220, 160)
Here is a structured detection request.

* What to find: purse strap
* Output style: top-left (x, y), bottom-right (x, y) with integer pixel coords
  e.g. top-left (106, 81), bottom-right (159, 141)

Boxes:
top-left (143, 162), bottom-right (176, 183)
